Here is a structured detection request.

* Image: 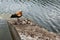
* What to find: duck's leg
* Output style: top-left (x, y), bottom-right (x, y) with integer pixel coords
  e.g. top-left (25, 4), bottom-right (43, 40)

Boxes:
top-left (17, 18), bottom-right (20, 25)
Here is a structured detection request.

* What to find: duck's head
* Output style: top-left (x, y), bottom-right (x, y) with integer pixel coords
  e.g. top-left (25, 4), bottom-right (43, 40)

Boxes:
top-left (16, 11), bottom-right (22, 17)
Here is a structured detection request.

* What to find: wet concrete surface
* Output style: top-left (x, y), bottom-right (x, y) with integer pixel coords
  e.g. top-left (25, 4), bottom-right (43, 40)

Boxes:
top-left (0, 19), bottom-right (12, 40)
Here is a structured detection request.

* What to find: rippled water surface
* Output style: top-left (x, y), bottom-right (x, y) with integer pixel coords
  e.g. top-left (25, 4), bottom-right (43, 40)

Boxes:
top-left (0, 0), bottom-right (60, 33)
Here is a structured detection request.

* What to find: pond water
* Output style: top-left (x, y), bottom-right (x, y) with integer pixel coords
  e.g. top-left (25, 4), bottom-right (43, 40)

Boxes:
top-left (0, 0), bottom-right (60, 33)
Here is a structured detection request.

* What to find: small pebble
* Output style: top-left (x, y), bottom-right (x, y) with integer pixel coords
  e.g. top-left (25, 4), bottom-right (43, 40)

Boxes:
top-left (27, 21), bottom-right (31, 24)
top-left (22, 21), bottom-right (26, 24)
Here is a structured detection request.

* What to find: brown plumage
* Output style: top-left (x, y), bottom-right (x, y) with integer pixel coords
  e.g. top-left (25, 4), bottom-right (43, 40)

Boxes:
top-left (10, 11), bottom-right (22, 18)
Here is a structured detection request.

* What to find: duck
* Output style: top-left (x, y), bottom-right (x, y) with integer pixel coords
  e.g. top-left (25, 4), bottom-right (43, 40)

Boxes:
top-left (10, 11), bottom-right (22, 25)
top-left (10, 11), bottom-right (22, 18)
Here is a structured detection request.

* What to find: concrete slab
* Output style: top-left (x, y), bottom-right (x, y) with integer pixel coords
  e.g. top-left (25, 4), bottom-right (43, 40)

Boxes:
top-left (0, 19), bottom-right (13, 40)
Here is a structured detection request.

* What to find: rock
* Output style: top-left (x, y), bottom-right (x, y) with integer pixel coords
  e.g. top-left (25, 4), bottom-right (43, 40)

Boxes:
top-left (22, 20), bottom-right (26, 24)
top-left (27, 21), bottom-right (31, 24)
top-left (8, 17), bottom-right (60, 40)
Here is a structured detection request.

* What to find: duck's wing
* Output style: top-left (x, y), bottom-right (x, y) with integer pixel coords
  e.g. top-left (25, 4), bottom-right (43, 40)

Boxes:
top-left (10, 14), bottom-right (17, 18)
